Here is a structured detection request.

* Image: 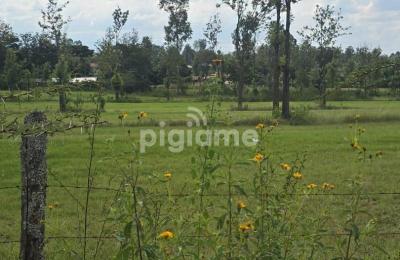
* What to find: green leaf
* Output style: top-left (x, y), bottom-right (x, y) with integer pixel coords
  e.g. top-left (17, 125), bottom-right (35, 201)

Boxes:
top-left (123, 221), bottom-right (133, 239)
top-left (216, 213), bottom-right (227, 230)
top-left (351, 224), bottom-right (360, 241)
top-left (233, 185), bottom-right (247, 196)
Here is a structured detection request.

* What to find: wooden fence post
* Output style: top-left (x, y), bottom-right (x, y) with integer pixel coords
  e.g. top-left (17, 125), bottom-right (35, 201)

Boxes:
top-left (20, 112), bottom-right (48, 260)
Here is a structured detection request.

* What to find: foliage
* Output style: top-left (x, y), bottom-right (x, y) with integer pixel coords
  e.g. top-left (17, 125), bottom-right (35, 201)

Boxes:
top-left (112, 6), bottom-right (129, 45)
top-left (204, 12), bottom-right (222, 51)
top-left (300, 4), bottom-right (350, 108)
top-left (38, 0), bottom-right (71, 48)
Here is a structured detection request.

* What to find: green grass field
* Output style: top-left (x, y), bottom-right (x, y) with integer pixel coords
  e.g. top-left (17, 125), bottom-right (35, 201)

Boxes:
top-left (1, 96), bottom-right (400, 258)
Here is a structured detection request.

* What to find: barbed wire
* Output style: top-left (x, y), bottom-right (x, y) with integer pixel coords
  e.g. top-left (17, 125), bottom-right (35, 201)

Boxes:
top-left (2, 231), bottom-right (400, 245)
top-left (1, 184), bottom-right (400, 197)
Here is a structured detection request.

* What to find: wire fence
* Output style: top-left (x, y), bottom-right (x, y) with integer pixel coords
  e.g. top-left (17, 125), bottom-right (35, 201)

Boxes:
top-left (1, 183), bottom-right (400, 247)
top-left (2, 184), bottom-right (400, 196)
top-left (2, 111), bottom-right (400, 257)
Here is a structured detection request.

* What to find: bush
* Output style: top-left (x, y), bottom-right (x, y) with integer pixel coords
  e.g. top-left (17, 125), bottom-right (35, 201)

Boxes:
top-left (289, 105), bottom-right (312, 125)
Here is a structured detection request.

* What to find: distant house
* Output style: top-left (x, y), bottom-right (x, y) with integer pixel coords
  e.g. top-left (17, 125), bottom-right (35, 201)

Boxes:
top-left (70, 77), bottom-right (97, 83)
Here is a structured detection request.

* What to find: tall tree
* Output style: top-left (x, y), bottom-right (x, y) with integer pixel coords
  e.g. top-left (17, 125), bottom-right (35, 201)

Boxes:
top-left (204, 12), bottom-right (222, 52)
top-left (54, 54), bottom-right (71, 111)
top-left (0, 19), bottom-right (18, 76)
top-left (300, 4), bottom-right (349, 108)
top-left (223, 0), bottom-right (261, 110)
top-left (272, 0), bottom-right (282, 112)
top-left (159, 0), bottom-right (192, 51)
top-left (159, 0), bottom-right (192, 98)
top-left (39, 0), bottom-right (70, 50)
top-left (96, 28), bottom-right (120, 98)
top-left (112, 6), bottom-right (129, 45)
top-left (39, 0), bottom-right (71, 112)
top-left (282, 0), bottom-right (300, 119)
top-left (4, 49), bottom-right (21, 93)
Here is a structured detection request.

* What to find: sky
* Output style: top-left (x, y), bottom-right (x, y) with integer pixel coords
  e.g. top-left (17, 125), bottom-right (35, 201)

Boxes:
top-left (1, 0), bottom-right (400, 54)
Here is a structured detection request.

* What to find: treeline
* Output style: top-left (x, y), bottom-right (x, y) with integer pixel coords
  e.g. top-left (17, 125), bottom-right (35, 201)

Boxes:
top-left (1, 0), bottom-right (400, 114)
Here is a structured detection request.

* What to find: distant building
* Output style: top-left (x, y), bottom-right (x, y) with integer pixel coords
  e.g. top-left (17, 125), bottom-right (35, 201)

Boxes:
top-left (70, 77), bottom-right (97, 83)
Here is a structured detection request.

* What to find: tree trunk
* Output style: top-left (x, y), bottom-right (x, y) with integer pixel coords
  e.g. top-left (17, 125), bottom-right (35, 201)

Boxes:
top-left (59, 92), bottom-right (67, 112)
top-left (166, 79), bottom-right (171, 101)
top-left (282, 0), bottom-right (291, 119)
top-left (272, 1), bottom-right (282, 112)
top-left (233, 9), bottom-right (245, 111)
top-left (115, 91), bottom-right (120, 102)
top-left (237, 81), bottom-right (244, 110)
top-left (319, 79), bottom-right (327, 108)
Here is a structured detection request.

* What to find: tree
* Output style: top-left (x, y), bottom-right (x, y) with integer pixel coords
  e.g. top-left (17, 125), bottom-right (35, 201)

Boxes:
top-left (159, 0), bottom-right (192, 98)
top-left (39, 0), bottom-right (71, 112)
top-left (38, 0), bottom-right (70, 50)
top-left (112, 6), bottom-right (129, 45)
top-left (204, 12), bottom-right (222, 52)
top-left (300, 4), bottom-right (350, 108)
top-left (0, 19), bottom-right (18, 75)
top-left (282, 0), bottom-right (300, 119)
top-left (182, 44), bottom-right (195, 65)
top-left (111, 73), bottom-right (124, 101)
top-left (18, 33), bottom-right (59, 74)
top-left (193, 39), bottom-right (215, 80)
top-left (159, 0), bottom-right (192, 51)
top-left (54, 54), bottom-right (71, 112)
top-left (272, 0), bottom-right (282, 112)
top-left (223, 0), bottom-right (261, 110)
top-left (96, 28), bottom-right (120, 96)
top-left (4, 49), bottom-right (21, 92)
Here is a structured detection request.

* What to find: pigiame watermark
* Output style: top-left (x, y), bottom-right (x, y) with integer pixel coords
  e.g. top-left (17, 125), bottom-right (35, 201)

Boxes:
top-left (139, 107), bottom-right (259, 153)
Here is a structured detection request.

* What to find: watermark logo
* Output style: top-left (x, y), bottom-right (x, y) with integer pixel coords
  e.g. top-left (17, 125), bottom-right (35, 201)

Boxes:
top-left (186, 106), bottom-right (207, 127)
top-left (140, 107), bottom-right (259, 153)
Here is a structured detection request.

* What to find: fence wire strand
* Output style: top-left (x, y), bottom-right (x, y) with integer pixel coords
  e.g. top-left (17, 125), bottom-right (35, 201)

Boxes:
top-left (1, 184), bottom-right (400, 246)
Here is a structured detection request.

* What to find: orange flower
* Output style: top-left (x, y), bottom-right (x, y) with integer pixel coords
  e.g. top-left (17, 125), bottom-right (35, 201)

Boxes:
top-left (239, 222), bottom-right (254, 233)
top-left (237, 200), bottom-right (246, 210)
top-left (322, 183), bottom-right (335, 190)
top-left (164, 171), bottom-right (172, 180)
top-left (307, 183), bottom-right (317, 189)
top-left (251, 153), bottom-right (265, 163)
top-left (118, 112), bottom-right (128, 120)
top-left (280, 163), bottom-right (291, 171)
top-left (293, 171), bottom-right (303, 180)
top-left (48, 203), bottom-right (59, 210)
top-left (158, 230), bottom-right (174, 239)
top-left (138, 112), bottom-right (148, 119)
top-left (256, 123), bottom-right (266, 129)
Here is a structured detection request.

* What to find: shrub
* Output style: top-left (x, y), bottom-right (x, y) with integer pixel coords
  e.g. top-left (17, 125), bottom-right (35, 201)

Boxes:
top-left (289, 105), bottom-right (312, 125)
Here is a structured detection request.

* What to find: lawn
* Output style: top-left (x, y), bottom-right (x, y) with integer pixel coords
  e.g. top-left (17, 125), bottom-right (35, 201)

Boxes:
top-left (1, 97), bottom-right (400, 258)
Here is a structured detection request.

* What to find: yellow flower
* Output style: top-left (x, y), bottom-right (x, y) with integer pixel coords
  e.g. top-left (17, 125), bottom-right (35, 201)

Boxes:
top-left (48, 203), bottom-right (59, 210)
top-left (256, 123), bottom-right (265, 129)
top-left (351, 137), bottom-right (364, 150)
top-left (271, 120), bottom-right (279, 127)
top-left (138, 112), bottom-right (148, 119)
top-left (239, 222), bottom-right (254, 233)
top-left (237, 200), bottom-right (246, 210)
top-left (158, 230), bottom-right (174, 239)
top-left (164, 171), bottom-right (172, 180)
top-left (307, 183), bottom-right (318, 189)
top-left (251, 153), bottom-right (265, 163)
top-left (119, 112), bottom-right (128, 120)
top-left (280, 163), bottom-right (291, 171)
top-left (293, 171), bottom-right (303, 180)
top-left (322, 183), bottom-right (335, 190)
